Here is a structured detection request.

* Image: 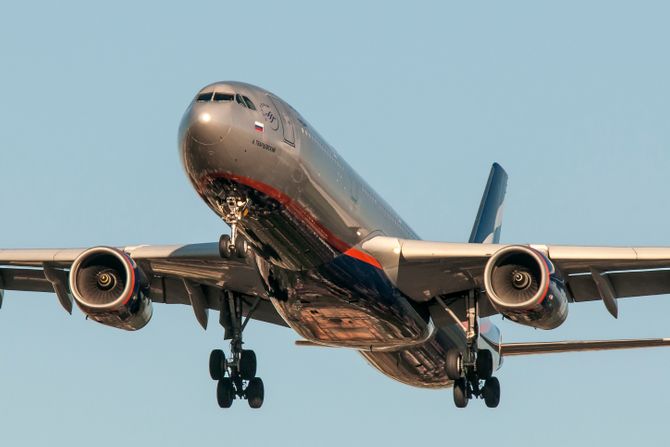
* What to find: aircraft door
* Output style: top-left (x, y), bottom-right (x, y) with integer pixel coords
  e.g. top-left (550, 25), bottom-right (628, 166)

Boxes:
top-left (269, 96), bottom-right (295, 146)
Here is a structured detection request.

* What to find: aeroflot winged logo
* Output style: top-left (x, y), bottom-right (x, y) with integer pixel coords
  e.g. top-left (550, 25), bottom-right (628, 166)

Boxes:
top-left (260, 103), bottom-right (280, 130)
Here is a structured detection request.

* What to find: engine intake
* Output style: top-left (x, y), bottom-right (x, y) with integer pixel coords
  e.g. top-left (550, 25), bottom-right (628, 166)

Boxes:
top-left (69, 246), bottom-right (152, 331)
top-left (484, 245), bottom-right (568, 330)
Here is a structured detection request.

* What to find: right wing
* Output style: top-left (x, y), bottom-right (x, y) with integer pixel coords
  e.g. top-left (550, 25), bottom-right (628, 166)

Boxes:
top-left (0, 243), bottom-right (287, 328)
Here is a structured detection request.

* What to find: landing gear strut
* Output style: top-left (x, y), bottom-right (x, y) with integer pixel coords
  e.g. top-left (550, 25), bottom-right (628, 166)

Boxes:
top-left (442, 290), bottom-right (501, 408)
top-left (218, 196), bottom-right (249, 259)
top-left (208, 291), bottom-right (264, 409)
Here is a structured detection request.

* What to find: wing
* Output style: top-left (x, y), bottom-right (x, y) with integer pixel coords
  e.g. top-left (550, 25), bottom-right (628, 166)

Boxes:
top-left (361, 236), bottom-right (670, 315)
top-left (0, 243), bottom-right (287, 328)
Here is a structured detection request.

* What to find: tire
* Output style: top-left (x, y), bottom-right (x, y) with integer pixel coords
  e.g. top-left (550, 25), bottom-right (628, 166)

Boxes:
top-left (453, 378), bottom-right (469, 408)
top-left (217, 378), bottom-right (235, 408)
top-left (235, 237), bottom-right (248, 258)
top-left (239, 349), bottom-right (257, 380)
top-left (219, 234), bottom-right (232, 258)
top-left (476, 350), bottom-right (493, 380)
top-left (246, 377), bottom-right (265, 409)
top-left (483, 377), bottom-right (500, 408)
top-left (445, 349), bottom-right (462, 380)
top-left (209, 349), bottom-right (227, 381)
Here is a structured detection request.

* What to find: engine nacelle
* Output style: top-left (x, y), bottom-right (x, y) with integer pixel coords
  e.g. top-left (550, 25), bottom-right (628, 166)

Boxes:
top-left (483, 245), bottom-right (568, 330)
top-left (69, 246), bottom-right (152, 331)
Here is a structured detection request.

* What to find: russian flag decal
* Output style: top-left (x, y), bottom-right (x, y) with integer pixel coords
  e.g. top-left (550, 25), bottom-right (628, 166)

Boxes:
top-left (254, 121), bottom-right (264, 132)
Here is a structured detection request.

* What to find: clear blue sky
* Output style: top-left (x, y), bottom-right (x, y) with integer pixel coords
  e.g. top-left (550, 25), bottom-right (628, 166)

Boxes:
top-left (1, 1), bottom-right (669, 445)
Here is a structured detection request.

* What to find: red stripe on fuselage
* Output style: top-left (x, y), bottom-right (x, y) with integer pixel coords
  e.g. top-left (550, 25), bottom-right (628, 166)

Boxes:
top-left (203, 172), bottom-right (382, 270)
top-left (343, 248), bottom-right (383, 270)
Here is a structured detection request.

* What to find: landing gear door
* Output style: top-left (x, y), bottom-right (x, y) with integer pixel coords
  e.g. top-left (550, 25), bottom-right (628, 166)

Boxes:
top-left (268, 96), bottom-right (295, 147)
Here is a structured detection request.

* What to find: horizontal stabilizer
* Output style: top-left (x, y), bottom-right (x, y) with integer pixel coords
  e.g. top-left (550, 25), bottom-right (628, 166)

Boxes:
top-left (501, 338), bottom-right (670, 357)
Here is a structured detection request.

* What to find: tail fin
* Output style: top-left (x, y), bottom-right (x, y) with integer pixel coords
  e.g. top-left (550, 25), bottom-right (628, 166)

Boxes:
top-left (469, 163), bottom-right (508, 244)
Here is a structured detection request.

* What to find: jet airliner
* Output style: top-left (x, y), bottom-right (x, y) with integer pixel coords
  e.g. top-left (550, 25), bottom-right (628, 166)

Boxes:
top-left (4, 81), bottom-right (670, 409)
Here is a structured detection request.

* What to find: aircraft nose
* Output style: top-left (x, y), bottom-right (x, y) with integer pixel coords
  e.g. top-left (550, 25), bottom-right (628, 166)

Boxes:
top-left (185, 104), bottom-right (231, 146)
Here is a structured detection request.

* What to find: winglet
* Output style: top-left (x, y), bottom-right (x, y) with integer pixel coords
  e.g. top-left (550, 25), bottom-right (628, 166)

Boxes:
top-left (469, 163), bottom-right (508, 244)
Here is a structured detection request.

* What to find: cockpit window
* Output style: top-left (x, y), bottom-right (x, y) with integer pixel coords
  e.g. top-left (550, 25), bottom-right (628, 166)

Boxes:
top-left (196, 92), bottom-right (213, 102)
top-left (242, 96), bottom-right (257, 110)
top-left (235, 94), bottom-right (247, 108)
top-left (213, 92), bottom-right (234, 102)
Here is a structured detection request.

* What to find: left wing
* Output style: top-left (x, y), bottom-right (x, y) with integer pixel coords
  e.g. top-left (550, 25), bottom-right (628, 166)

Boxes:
top-left (0, 243), bottom-right (287, 328)
top-left (361, 236), bottom-right (670, 313)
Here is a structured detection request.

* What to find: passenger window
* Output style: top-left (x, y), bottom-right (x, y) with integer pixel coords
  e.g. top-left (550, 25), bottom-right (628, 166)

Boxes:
top-left (242, 96), bottom-right (257, 110)
top-left (213, 92), bottom-right (234, 101)
top-left (197, 92), bottom-right (213, 102)
top-left (235, 94), bottom-right (247, 108)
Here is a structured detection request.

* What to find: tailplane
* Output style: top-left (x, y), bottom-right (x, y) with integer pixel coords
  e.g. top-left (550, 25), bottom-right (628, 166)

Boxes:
top-left (469, 163), bottom-right (508, 243)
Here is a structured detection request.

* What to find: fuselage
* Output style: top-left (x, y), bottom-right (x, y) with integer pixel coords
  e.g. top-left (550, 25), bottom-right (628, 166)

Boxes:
top-left (179, 81), bottom-right (490, 387)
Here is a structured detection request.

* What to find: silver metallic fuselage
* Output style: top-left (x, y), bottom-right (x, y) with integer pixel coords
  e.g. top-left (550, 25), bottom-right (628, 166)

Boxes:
top-left (179, 81), bottom-right (484, 387)
top-left (180, 82), bottom-right (417, 268)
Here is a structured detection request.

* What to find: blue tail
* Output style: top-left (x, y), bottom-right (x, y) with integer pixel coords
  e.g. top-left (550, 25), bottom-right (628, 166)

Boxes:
top-left (469, 163), bottom-right (508, 244)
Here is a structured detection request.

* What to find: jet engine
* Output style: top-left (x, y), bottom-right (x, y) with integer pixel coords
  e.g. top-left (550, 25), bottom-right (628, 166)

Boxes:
top-left (69, 246), bottom-right (152, 331)
top-left (483, 245), bottom-right (568, 330)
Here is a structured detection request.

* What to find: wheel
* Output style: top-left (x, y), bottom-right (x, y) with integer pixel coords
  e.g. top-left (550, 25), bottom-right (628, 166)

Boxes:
top-left (445, 349), bottom-right (462, 380)
top-left (246, 377), bottom-right (265, 409)
top-left (217, 378), bottom-right (235, 408)
top-left (209, 349), bottom-right (227, 380)
top-left (239, 349), bottom-right (257, 380)
top-left (476, 349), bottom-right (493, 380)
top-left (235, 237), bottom-right (248, 258)
top-left (482, 377), bottom-right (500, 408)
top-left (219, 234), bottom-right (232, 258)
top-left (453, 378), bottom-right (469, 408)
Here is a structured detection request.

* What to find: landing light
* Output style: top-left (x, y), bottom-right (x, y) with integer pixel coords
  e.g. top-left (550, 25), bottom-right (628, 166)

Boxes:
top-left (199, 113), bottom-right (212, 123)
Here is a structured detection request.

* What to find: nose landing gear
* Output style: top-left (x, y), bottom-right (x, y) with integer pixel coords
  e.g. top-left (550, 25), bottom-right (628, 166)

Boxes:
top-left (219, 234), bottom-right (248, 259)
top-left (218, 196), bottom-right (249, 259)
top-left (209, 291), bottom-right (265, 409)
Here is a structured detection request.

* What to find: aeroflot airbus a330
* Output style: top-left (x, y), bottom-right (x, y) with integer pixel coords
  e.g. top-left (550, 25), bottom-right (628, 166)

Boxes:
top-left (4, 81), bottom-right (670, 409)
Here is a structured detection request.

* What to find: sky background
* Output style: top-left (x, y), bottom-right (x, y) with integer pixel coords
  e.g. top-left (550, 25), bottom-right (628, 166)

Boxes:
top-left (1, 1), bottom-right (670, 445)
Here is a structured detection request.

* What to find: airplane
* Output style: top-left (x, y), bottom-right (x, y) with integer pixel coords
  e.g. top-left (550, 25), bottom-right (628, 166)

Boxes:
top-left (3, 81), bottom-right (670, 409)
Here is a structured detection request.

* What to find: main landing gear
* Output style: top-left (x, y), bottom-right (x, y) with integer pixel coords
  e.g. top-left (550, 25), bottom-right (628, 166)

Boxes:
top-left (447, 349), bottom-right (500, 408)
top-left (218, 196), bottom-right (249, 259)
top-left (209, 291), bottom-right (264, 409)
top-left (443, 291), bottom-right (501, 409)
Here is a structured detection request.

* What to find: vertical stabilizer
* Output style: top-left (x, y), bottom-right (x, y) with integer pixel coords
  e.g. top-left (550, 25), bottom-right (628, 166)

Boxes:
top-left (469, 163), bottom-right (508, 244)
